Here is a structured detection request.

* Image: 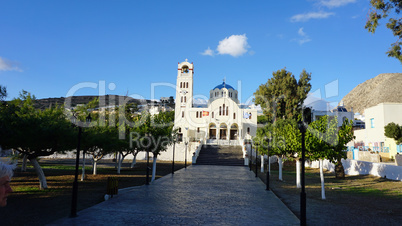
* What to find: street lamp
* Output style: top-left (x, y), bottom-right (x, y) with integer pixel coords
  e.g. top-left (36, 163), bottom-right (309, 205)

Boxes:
top-left (298, 107), bottom-right (311, 226)
top-left (146, 133), bottom-right (151, 185)
top-left (70, 113), bottom-right (91, 218)
top-left (265, 136), bottom-right (270, 191)
top-left (185, 127), bottom-right (188, 169)
top-left (172, 135), bottom-right (176, 174)
top-left (255, 141), bottom-right (258, 178)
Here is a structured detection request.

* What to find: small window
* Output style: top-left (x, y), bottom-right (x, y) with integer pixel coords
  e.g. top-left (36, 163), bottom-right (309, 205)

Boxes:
top-left (219, 106), bottom-right (222, 116)
top-left (212, 112), bottom-right (214, 118)
top-left (179, 128), bottom-right (182, 133)
top-left (249, 112), bottom-right (252, 119)
top-left (370, 118), bottom-right (375, 128)
top-left (186, 82), bottom-right (188, 88)
top-left (233, 113), bottom-right (236, 119)
top-left (182, 111), bottom-right (184, 118)
top-left (196, 112), bottom-right (199, 118)
top-left (200, 111), bottom-right (203, 118)
top-left (180, 82), bottom-right (182, 88)
top-left (184, 96), bottom-right (186, 103)
top-left (226, 107), bottom-right (228, 116)
top-left (197, 127), bottom-right (200, 133)
top-left (247, 127), bottom-right (250, 134)
top-left (181, 96), bottom-right (183, 103)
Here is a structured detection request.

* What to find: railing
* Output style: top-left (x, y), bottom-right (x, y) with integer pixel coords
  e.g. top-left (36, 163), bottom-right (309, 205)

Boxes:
top-left (356, 146), bottom-right (390, 153)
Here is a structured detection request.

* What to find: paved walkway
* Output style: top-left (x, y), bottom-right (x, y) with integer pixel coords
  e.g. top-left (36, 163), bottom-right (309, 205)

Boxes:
top-left (51, 165), bottom-right (299, 225)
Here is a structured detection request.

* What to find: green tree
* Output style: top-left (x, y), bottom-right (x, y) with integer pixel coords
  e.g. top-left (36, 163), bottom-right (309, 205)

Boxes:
top-left (0, 85), bottom-right (6, 101)
top-left (254, 68), bottom-right (311, 122)
top-left (0, 91), bottom-right (76, 189)
top-left (366, 0), bottom-right (402, 63)
top-left (384, 122), bottom-right (402, 144)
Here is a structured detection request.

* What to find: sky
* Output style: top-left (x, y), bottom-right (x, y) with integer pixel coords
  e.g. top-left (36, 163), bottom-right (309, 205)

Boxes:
top-left (0, 0), bottom-right (401, 110)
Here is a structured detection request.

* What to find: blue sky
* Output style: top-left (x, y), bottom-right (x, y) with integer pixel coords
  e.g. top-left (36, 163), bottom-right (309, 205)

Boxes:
top-left (0, 0), bottom-right (401, 108)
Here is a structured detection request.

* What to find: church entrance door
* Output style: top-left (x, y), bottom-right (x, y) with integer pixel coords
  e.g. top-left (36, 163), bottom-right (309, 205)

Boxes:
top-left (209, 123), bottom-right (217, 139)
top-left (220, 123), bottom-right (227, 140)
top-left (230, 124), bottom-right (238, 140)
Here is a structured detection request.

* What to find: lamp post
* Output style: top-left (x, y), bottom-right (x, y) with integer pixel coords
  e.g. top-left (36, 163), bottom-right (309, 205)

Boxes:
top-left (146, 133), bottom-right (151, 185)
top-left (266, 136), bottom-right (270, 191)
top-left (298, 120), bottom-right (307, 226)
top-left (70, 113), bottom-right (91, 218)
top-left (185, 127), bottom-right (188, 169)
top-left (255, 141), bottom-right (258, 177)
top-left (249, 140), bottom-right (252, 171)
top-left (172, 137), bottom-right (176, 174)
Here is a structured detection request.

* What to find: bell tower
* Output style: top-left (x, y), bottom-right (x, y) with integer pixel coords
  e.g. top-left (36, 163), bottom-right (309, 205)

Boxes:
top-left (175, 59), bottom-right (194, 121)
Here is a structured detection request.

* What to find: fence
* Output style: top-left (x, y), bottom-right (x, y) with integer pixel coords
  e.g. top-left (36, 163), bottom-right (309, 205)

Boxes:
top-left (355, 146), bottom-right (389, 153)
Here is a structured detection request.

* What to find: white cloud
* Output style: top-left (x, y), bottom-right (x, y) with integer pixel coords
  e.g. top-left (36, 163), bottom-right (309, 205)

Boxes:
top-left (216, 34), bottom-right (249, 57)
top-left (201, 47), bottom-right (214, 56)
top-left (296, 27), bottom-right (311, 45)
top-left (290, 11), bottom-right (335, 22)
top-left (319, 0), bottom-right (356, 8)
top-left (0, 57), bottom-right (22, 72)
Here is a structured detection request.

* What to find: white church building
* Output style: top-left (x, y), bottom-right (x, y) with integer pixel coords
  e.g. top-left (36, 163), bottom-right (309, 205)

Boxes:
top-left (174, 60), bottom-right (257, 147)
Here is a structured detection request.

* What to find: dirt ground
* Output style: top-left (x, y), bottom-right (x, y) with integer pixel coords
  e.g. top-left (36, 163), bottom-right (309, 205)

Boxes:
top-left (255, 161), bottom-right (402, 226)
top-left (1, 159), bottom-right (402, 226)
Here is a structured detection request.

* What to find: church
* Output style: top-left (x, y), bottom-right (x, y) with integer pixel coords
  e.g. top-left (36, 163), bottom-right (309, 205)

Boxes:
top-left (174, 60), bottom-right (257, 146)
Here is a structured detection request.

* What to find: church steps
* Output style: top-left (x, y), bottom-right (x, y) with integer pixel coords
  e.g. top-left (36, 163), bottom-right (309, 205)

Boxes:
top-left (195, 145), bottom-right (245, 166)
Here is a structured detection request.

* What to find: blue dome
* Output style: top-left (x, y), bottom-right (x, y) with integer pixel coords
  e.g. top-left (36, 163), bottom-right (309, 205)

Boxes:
top-left (213, 82), bottom-right (235, 90)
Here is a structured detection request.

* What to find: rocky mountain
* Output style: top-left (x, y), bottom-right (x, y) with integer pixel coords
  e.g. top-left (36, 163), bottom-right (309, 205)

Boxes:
top-left (340, 73), bottom-right (402, 114)
top-left (33, 95), bottom-right (156, 110)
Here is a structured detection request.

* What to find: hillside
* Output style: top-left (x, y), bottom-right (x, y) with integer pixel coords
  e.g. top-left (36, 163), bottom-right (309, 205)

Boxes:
top-left (33, 95), bottom-right (156, 110)
top-left (340, 73), bottom-right (402, 114)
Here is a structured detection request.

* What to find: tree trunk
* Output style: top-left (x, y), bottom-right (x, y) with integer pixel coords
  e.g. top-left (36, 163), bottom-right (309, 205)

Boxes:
top-left (151, 154), bottom-right (157, 182)
top-left (296, 158), bottom-right (301, 188)
top-left (260, 155), bottom-right (264, 173)
top-left (30, 158), bottom-right (48, 189)
top-left (130, 153), bottom-right (137, 168)
top-left (81, 151), bottom-right (86, 181)
top-left (93, 159), bottom-right (98, 175)
top-left (320, 159), bottom-right (326, 200)
top-left (278, 156), bottom-right (283, 181)
top-left (117, 153), bottom-right (126, 174)
top-left (21, 154), bottom-right (27, 172)
top-left (335, 160), bottom-right (345, 179)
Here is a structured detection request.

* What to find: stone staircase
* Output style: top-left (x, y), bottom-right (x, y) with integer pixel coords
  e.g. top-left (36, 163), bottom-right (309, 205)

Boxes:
top-left (195, 145), bottom-right (245, 166)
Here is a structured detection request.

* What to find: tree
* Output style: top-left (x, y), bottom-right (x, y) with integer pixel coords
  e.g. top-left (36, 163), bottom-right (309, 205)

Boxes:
top-left (366, 0), bottom-right (402, 64)
top-left (0, 85), bottom-right (6, 101)
top-left (254, 68), bottom-right (311, 123)
top-left (0, 91), bottom-right (76, 189)
top-left (306, 116), bottom-right (355, 200)
top-left (384, 122), bottom-right (402, 144)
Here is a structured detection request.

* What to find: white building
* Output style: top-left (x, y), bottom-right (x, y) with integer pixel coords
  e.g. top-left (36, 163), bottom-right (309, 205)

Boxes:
top-left (353, 102), bottom-right (402, 159)
top-left (174, 60), bottom-right (257, 146)
top-left (311, 105), bottom-right (354, 127)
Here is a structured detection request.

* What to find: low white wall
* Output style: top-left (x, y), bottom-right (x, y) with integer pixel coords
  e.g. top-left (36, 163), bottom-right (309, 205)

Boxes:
top-left (306, 159), bottom-right (402, 181)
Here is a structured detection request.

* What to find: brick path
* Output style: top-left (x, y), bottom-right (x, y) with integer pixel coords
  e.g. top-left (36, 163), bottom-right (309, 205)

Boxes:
top-left (50, 165), bottom-right (299, 225)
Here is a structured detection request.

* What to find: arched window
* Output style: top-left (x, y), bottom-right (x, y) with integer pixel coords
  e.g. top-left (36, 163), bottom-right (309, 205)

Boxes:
top-left (223, 104), bottom-right (225, 115)
top-left (184, 96), bottom-right (186, 102)
top-left (186, 82), bottom-right (188, 88)
top-left (200, 111), bottom-right (203, 118)
top-left (179, 128), bottom-right (182, 132)
top-left (196, 111), bottom-right (198, 118)
top-left (226, 106), bottom-right (228, 116)
top-left (182, 111), bottom-right (184, 118)
top-left (212, 112), bottom-right (214, 118)
top-left (249, 112), bottom-right (252, 119)
top-left (180, 82), bottom-right (182, 88)
top-left (219, 106), bottom-right (222, 116)
top-left (181, 96), bottom-right (183, 103)
top-left (233, 113), bottom-right (236, 119)
top-left (197, 127), bottom-right (200, 133)
top-left (247, 127), bottom-right (250, 134)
